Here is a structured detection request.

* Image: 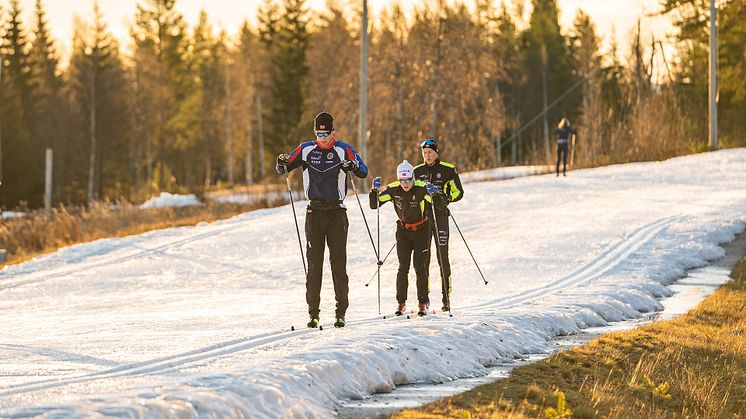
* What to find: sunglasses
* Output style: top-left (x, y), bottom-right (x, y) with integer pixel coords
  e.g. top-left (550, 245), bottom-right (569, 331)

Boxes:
top-left (421, 139), bottom-right (436, 148)
top-left (399, 178), bottom-right (413, 184)
top-left (316, 131), bottom-right (332, 138)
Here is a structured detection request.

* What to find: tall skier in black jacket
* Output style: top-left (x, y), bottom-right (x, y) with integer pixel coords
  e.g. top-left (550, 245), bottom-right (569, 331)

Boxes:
top-left (370, 160), bottom-right (432, 317)
top-left (414, 139), bottom-right (464, 312)
top-left (276, 112), bottom-right (368, 329)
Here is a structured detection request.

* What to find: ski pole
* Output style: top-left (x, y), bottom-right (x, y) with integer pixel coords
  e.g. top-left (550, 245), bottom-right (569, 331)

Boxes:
top-left (347, 174), bottom-right (379, 260)
top-left (365, 242), bottom-right (396, 287)
top-left (427, 186), bottom-right (451, 316)
top-left (448, 210), bottom-right (488, 285)
top-left (285, 170), bottom-right (307, 276)
top-left (376, 186), bottom-right (381, 314)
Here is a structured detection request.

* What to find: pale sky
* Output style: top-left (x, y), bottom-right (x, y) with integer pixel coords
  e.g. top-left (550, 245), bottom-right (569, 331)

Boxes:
top-left (15, 0), bottom-right (676, 72)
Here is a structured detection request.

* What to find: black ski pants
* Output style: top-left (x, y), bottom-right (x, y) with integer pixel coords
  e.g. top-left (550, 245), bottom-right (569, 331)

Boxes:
top-left (428, 212), bottom-right (452, 307)
top-left (556, 141), bottom-right (569, 175)
top-left (395, 226), bottom-right (430, 305)
top-left (305, 207), bottom-right (349, 318)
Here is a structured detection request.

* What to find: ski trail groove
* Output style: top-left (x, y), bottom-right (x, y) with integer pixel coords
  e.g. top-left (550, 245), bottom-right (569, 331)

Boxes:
top-left (0, 216), bottom-right (679, 400)
top-left (459, 215), bottom-right (681, 312)
top-left (0, 221), bottom-right (246, 292)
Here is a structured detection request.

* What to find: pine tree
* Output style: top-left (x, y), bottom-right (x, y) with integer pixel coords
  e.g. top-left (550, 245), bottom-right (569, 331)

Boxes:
top-left (237, 21), bottom-right (262, 184)
top-left (266, 0), bottom-right (309, 156)
top-left (132, 0), bottom-right (189, 191)
top-left (571, 10), bottom-right (602, 164)
top-left (522, 0), bottom-right (577, 163)
top-left (68, 2), bottom-right (132, 203)
top-left (1, 0), bottom-right (41, 207)
top-left (29, 0), bottom-right (66, 204)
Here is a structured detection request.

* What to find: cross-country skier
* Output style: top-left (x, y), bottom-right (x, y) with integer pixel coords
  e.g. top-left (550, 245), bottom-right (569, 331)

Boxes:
top-left (554, 118), bottom-right (576, 177)
top-left (413, 139), bottom-right (463, 312)
top-left (276, 112), bottom-right (368, 328)
top-left (370, 160), bottom-right (432, 317)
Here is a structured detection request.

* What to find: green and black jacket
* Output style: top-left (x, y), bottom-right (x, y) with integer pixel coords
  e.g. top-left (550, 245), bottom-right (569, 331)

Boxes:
top-left (413, 159), bottom-right (464, 215)
top-left (369, 180), bottom-right (432, 229)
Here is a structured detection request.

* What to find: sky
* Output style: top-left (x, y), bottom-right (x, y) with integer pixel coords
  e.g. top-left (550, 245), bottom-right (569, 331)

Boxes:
top-left (16, 1), bottom-right (676, 53)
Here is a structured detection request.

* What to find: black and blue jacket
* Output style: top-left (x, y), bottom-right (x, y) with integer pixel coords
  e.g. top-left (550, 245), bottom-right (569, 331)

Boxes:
top-left (280, 139), bottom-right (368, 208)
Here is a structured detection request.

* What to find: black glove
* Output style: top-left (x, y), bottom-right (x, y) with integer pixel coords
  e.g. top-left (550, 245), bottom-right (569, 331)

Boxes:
top-left (437, 192), bottom-right (451, 205)
top-left (341, 160), bottom-right (359, 172)
top-left (276, 154), bottom-right (289, 174)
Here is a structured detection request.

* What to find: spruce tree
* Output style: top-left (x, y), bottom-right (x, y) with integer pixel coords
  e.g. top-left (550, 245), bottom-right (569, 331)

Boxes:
top-left (267, 0), bottom-right (309, 155)
top-left (29, 0), bottom-right (66, 204)
top-left (1, 0), bottom-right (41, 207)
top-left (132, 0), bottom-right (189, 191)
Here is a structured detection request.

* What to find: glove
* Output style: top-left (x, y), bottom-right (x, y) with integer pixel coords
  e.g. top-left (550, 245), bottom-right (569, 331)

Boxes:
top-left (426, 183), bottom-right (437, 195)
top-left (277, 154), bottom-right (289, 166)
top-left (372, 176), bottom-right (382, 191)
top-left (341, 159), bottom-right (359, 172)
top-left (436, 191), bottom-right (451, 205)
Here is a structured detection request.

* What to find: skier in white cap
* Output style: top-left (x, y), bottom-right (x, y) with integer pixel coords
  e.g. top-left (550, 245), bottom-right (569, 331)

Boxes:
top-left (370, 160), bottom-right (433, 317)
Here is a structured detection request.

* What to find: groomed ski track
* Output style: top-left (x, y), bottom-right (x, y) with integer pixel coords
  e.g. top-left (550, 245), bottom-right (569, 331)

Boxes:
top-left (1, 149), bottom-right (745, 417)
top-left (0, 215), bottom-right (679, 399)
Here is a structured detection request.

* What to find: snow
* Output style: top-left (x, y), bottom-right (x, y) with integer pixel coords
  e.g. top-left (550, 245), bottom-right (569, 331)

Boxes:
top-left (459, 164), bottom-right (552, 182)
top-left (1, 149), bottom-right (746, 417)
top-left (139, 192), bottom-right (202, 209)
top-left (1, 211), bottom-right (26, 219)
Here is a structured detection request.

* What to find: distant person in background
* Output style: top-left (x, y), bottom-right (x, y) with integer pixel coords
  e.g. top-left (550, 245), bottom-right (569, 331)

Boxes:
top-left (554, 118), bottom-right (576, 177)
top-left (414, 139), bottom-right (463, 312)
top-left (276, 111), bottom-right (368, 329)
top-left (370, 160), bottom-right (433, 317)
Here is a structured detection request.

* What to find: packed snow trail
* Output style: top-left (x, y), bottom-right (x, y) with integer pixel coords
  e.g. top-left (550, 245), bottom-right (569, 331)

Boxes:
top-left (1, 149), bottom-right (745, 417)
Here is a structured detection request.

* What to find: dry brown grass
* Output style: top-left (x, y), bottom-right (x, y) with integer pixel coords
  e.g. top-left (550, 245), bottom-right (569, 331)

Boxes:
top-left (395, 257), bottom-right (746, 419)
top-left (0, 196), bottom-right (285, 267)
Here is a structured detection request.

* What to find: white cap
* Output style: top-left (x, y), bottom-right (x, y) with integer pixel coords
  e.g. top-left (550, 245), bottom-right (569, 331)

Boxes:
top-left (397, 160), bottom-right (414, 180)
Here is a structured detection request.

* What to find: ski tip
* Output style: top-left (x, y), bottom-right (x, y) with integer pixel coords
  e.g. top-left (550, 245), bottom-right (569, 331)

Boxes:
top-left (383, 315), bottom-right (387, 319)
top-left (291, 326), bottom-right (295, 331)
top-left (406, 315), bottom-right (411, 319)
top-left (319, 325), bottom-right (324, 331)
top-left (449, 314), bottom-right (454, 318)
top-left (432, 309), bottom-right (436, 314)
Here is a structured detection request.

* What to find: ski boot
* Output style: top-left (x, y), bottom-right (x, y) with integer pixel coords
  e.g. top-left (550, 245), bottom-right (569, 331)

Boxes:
top-left (334, 316), bottom-right (346, 328)
top-left (307, 316), bottom-right (320, 328)
top-left (441, 304), bottom-right (450, 312)
top-left (395, 303), bottom-right (406, 316)
top-left (417, 303), bottom-right (427, 317)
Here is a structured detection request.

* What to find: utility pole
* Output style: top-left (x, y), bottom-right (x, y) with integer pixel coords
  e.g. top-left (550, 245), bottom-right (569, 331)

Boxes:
top-left (359, 0), bottom-right (369, 191)
top-left (87, 48), bottom-right (99, 205)
top-left (0, 55), bottom-right (4, 189)
top-left (541, 45), bottom-right (551, 165)
top-left (256, 95), bottom-right (265, 181)
top-left (225, 60), bottom-right (234, 186)
top-left (709, 0), bottom-right (718, 151)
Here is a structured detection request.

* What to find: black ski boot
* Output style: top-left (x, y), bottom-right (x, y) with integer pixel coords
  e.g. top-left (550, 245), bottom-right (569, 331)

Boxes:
top-left (395, 303), bottom-right (406, 316)
top-left (334, 316), bottom-right (346, 328)
top-left (307, 316), bottom-right (320, 328)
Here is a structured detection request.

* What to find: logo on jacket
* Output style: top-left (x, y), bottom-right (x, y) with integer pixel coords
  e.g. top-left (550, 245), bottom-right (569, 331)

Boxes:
top-left (327, 152), bottom-right (334, 159)
top-left (437, 173), bottom-right (442, 179)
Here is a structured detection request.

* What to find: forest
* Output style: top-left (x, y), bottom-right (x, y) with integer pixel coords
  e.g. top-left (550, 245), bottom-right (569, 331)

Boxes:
top-left (0, 0), bottom-right (743, 208)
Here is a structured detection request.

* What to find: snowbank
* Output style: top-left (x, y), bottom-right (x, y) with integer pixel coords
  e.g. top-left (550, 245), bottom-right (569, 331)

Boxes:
top-left (139, 192), bottom-right (202, 209)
